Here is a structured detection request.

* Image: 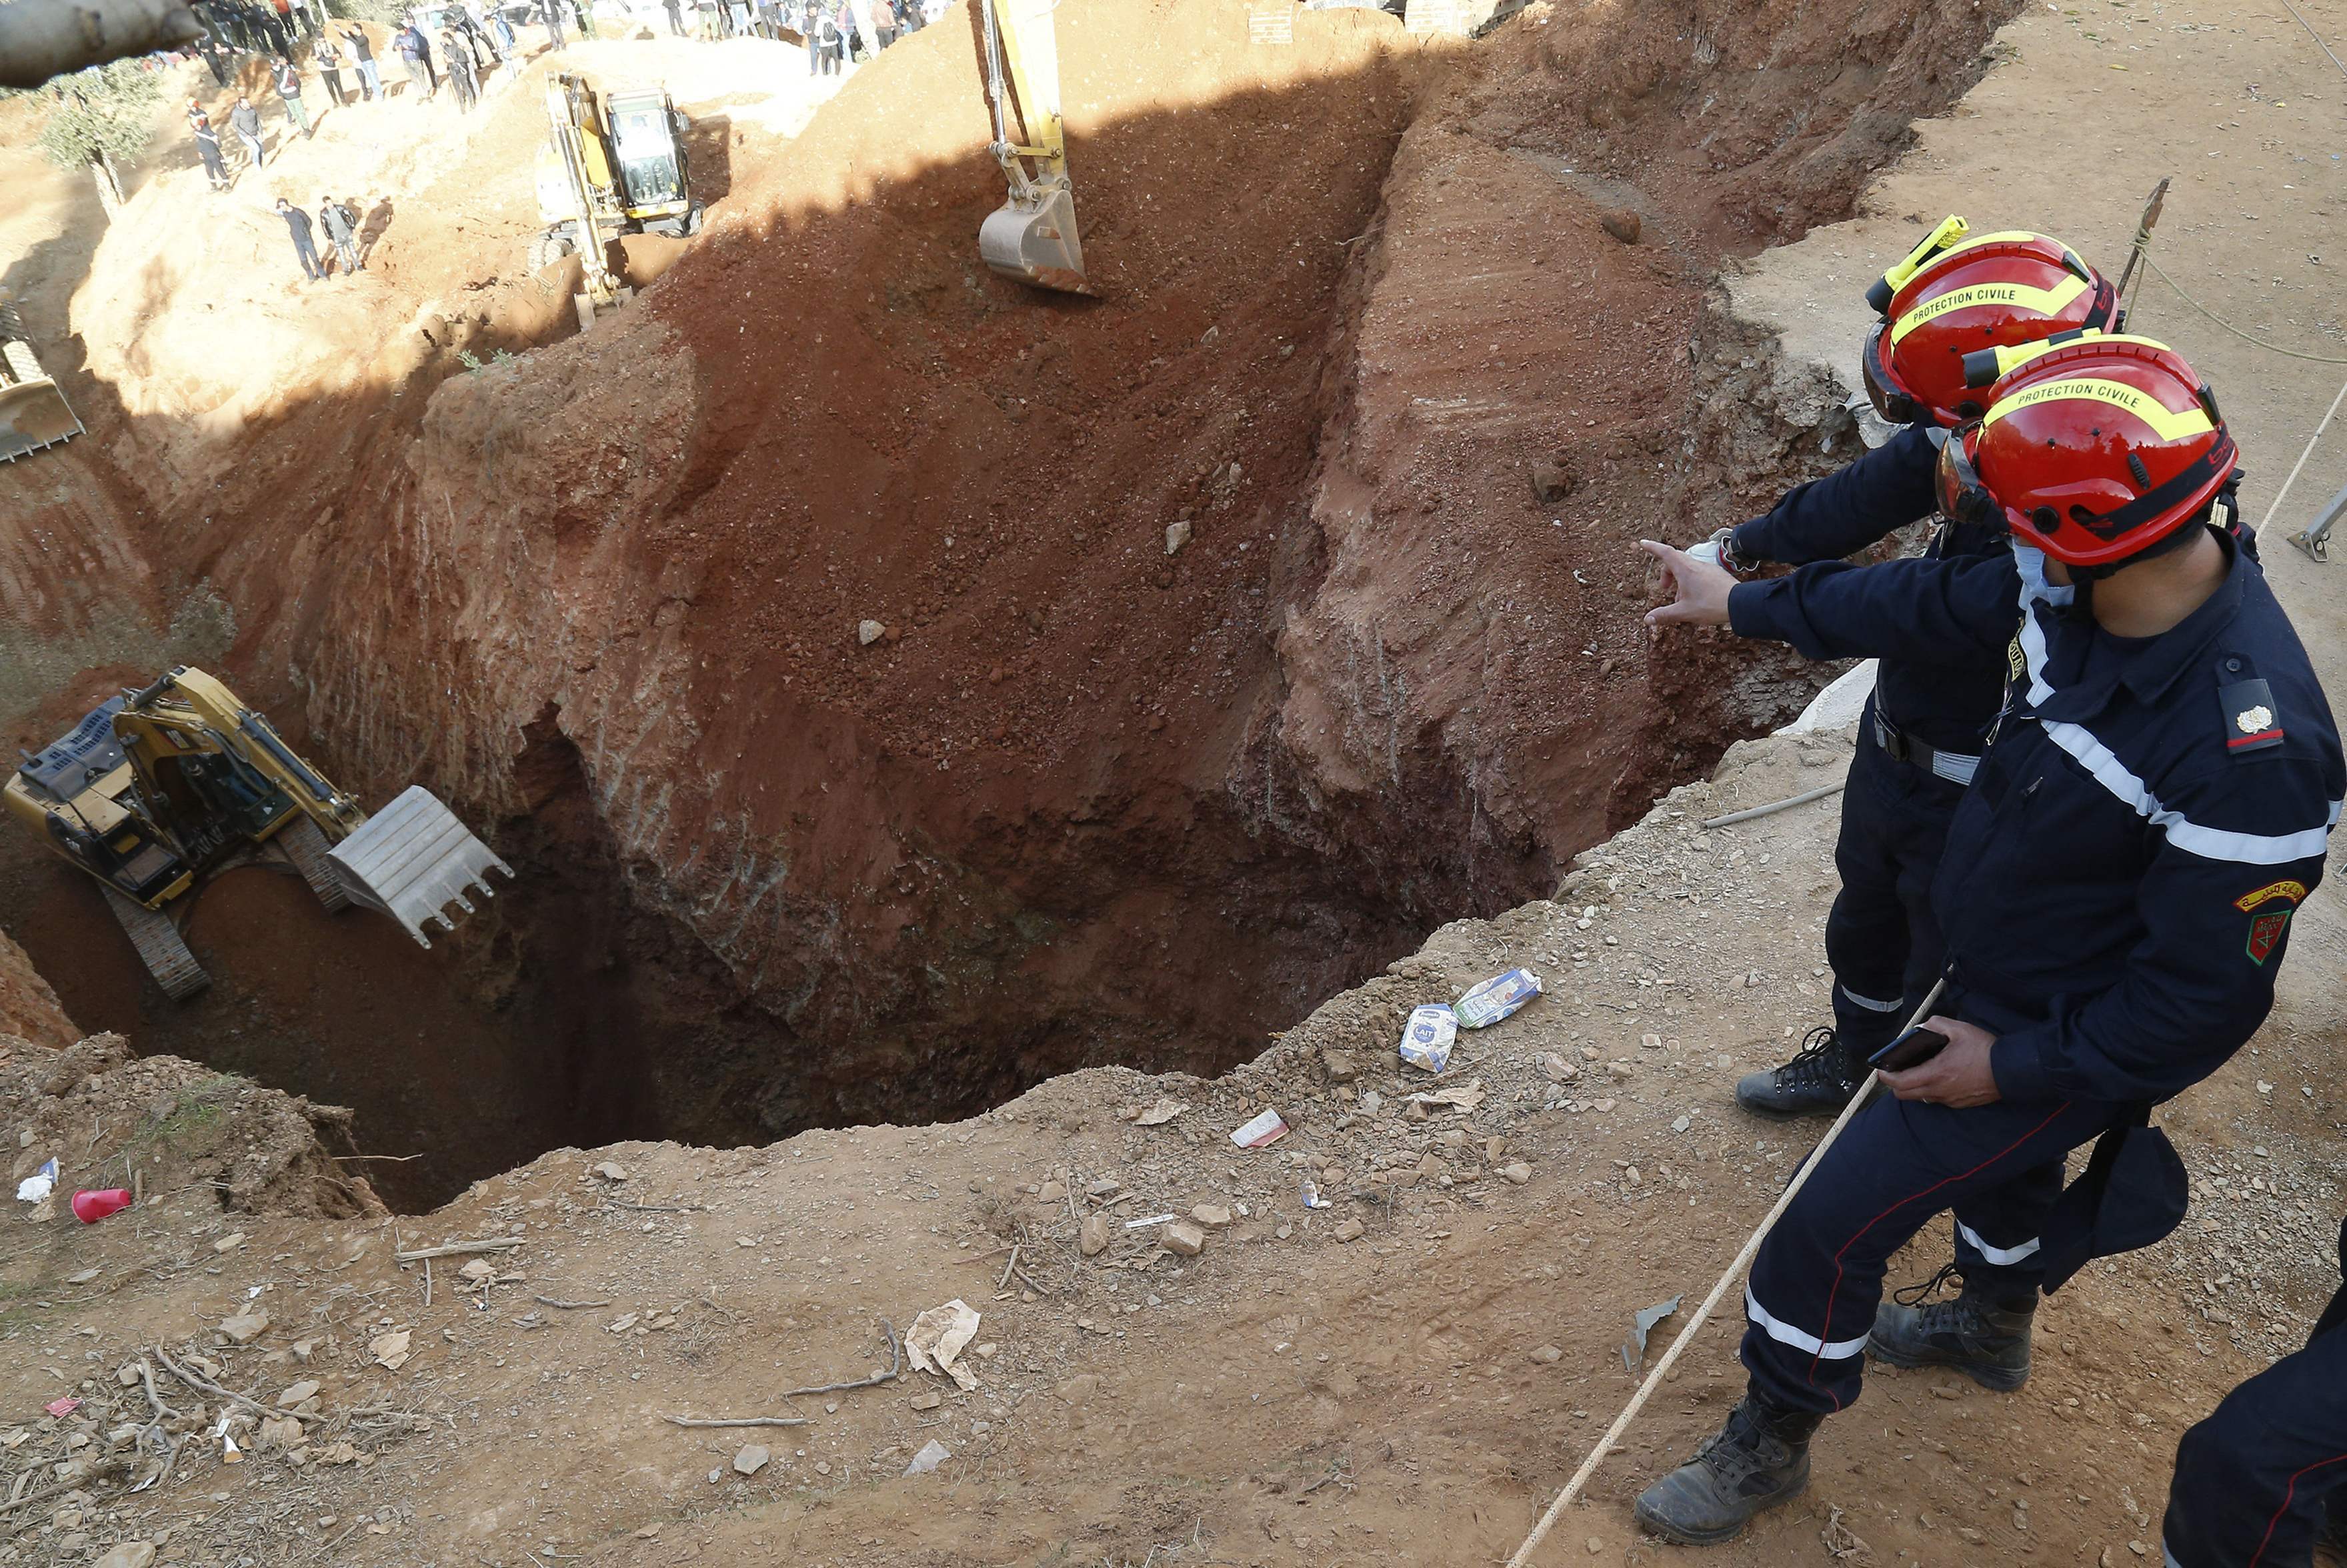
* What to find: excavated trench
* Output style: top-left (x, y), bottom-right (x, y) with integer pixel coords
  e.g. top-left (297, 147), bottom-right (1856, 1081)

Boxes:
top-left (3, 0), bottom-right (2021, 1209)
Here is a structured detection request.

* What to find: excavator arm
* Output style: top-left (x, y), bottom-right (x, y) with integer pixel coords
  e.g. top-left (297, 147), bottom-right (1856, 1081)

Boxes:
top-left (977, 0), bottom-right (1089, 294)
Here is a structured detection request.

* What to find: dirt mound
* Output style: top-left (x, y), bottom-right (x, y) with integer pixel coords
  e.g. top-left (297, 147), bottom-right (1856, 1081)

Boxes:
top-left (0, 929), bottom-right (75, 1048)
top-left (1, 1031), bottom-right (383, 1219)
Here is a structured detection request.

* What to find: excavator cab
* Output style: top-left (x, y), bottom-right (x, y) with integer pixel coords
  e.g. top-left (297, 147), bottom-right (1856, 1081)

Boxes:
top-left (976, 0), bottom-right (1089, 294)
top-left (3, 667), bottom-right (512, 999)
top-left (531, 74), bottom-right (702, 328)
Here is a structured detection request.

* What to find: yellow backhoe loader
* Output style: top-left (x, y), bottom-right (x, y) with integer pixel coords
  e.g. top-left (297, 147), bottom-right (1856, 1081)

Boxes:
top-left (976, 0), bottom-right (1089, 293)
top-left (0, 296), bottom-right (83, 463)
top-left (531, 72), bottom-right (701, 331)
top-left (4, 667), bottom-right (511, 999)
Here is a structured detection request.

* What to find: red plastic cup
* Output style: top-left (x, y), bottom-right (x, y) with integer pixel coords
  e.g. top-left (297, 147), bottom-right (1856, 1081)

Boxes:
top-left (71, 1188), bottom-right (133, 1224)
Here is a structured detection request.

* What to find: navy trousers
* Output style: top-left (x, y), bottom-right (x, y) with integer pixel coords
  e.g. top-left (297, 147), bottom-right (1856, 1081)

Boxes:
top-left (1822, 707), bottom-right (1966, 1059)
top-left (1743, 1089), bottom-right (2120, 1414)
top-left (2162, 1223), bottom-right (2347, 1567)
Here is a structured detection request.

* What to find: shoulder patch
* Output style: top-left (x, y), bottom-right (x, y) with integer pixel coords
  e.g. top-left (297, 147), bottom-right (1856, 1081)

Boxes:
top-left (2248, 909), bottom-right (2293, 965)
top-left (2218, 677), bottom-right (2284, 755)
top-left (2236, 879), bottom-right (2306, 913)
top-left (2006, 635), bottom-right (2026, 685)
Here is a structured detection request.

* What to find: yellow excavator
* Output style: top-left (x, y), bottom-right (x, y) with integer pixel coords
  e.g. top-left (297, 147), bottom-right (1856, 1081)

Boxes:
top-left (4, 667), bottom-right (511, 999)
top-left (0, 296), bottom-right (83, 463)
top-left (976, 0), bottom-right (1088, 293)
top-left (531, 72), bottom-right (701, 331)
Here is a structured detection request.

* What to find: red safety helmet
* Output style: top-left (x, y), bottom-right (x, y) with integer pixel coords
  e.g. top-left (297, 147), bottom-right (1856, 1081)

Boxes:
top-left (1860, 216), bottom-right (2119, 429)
top-left (1936, 336), bottom-right (2237, 569)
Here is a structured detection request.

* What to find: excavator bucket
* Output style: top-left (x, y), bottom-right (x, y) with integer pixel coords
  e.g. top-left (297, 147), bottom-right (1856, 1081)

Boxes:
top-left (0, 342), bottom-right (83, 463)
top-left (979, 186), bottom-right (1089, 295)
top-left (326, 785), bottom-right (515, 949)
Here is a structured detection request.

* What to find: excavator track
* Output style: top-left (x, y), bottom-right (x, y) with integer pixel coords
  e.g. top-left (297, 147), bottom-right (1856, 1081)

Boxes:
top-left (101, 887), bottom-right (210, 1000)
top-left (278, 816), bottom-right (353, 911)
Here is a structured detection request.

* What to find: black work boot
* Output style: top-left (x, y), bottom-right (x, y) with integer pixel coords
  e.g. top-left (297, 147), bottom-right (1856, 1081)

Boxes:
top-left (1735, 1026), bottom-right (1862, 1119)
top-left (1868, 1277), bottom-right (2035, 1392)
top-left (1633, 1393), bottom-right (1823, 1545)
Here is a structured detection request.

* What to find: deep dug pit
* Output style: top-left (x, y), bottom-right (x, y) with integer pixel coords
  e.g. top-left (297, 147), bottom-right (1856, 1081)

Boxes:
top-left (5, 0), bottom-right (2018, 1208)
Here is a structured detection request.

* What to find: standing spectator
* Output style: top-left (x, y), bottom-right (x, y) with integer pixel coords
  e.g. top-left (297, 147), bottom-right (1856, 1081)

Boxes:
top-left (894, 0), bottom-right (919, 33)
top-left (439, 26), bottom-right (477, 111)
top-left (817, 3), bottom-right (841, 71)
top-left (867, 0), bottom-right (891, 50)
top-left (662, 0), bottom-right (685, 32)
top-left (273, 55), bottom-right (311, 138)
top-left (229, 93), bottom-right (265, 167)
top-left (342, 23), bottom-right (379, 99)
top-left (187, 98), bottom-right (231, 190)
top-left (460, 2), bottom-right (500, 67)
top-left (487, 1), bottom-right (515, 55)
top-left (275, 197), bottom-right (323, 281)
top-left (395, 17), bottom-right (435, 98)
top-left (800, 0), bottom-right (819, 69)
top-left (313, 35), bottom-right (345, 106)
top-left (538, 0), bottom-right (566, 49)
top-left (318, 194), bottom-right (361, 274)
top-left (571, 0), bottom-right (597, 39)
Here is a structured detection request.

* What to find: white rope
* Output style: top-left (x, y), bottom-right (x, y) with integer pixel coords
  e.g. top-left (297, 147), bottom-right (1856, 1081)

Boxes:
top-left (2139, 255), bottom-right (2347, 365)
top-left (1504, 978), bottom-right (1946, 1567)
top-left (2255, 374), bottom-right (2347, 539)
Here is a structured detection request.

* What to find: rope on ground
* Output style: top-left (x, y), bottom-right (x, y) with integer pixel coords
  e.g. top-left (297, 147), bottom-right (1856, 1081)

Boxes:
top-left (2138, 255), bottom-right (2347, 365)
top-left (2277, 0), bottom-right (2347, 81)
top-left (2256, 373), bottom-right (2347, 539)
top-left (1503, 977), bottom-right (1947, 1568)
top-left (1698, 782), bottom-right (1846, 831)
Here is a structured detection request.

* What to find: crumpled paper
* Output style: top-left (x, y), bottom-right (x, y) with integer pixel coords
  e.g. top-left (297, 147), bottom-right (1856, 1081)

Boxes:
top-left (904, 1299), bottom-right (981, 1391)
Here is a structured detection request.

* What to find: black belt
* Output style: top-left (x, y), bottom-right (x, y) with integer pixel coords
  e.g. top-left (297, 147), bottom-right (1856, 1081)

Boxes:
top-left (1873, 713), bottom-right (1982, 786)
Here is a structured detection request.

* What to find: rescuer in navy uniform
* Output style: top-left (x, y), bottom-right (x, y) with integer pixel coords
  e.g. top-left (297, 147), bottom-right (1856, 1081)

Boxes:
top-left (1630, 335), bottom-right (2344, 1545)
top-left (2160, 1212), bottom-right (2347, 1568)
top-left (1695, 218), bottom-right (2123, 1120)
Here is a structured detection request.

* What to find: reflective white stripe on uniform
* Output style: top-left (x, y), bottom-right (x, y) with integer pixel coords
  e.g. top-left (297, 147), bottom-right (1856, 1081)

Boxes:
top-left (1956, 1220), bottom-right (2042, 1266)
top-left (1838, 985), bottom-right (1904, 1013)
top-left (2011, 595), bottom-right (2341, 866)
top-left (2163, 1544), bottom-right (2184, 1568)
top-left (2038, 718), bottom-right (2342, 865)
top-left (1744, 1287), bottom-right (1871, 1360)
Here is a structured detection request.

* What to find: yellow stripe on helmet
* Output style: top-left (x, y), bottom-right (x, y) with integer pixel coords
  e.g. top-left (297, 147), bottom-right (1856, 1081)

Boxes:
top-left (1889, 274), bottom-right (2090, 344)
top-left (1982, 377), bottom-right (2218, 443)
top-left (1984, 331), bottom-right (2174, 383)
top-left (1931, 229), bottom-right (2069, 263)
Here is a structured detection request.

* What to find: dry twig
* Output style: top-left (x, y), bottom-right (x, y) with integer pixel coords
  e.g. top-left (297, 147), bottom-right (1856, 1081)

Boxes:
top-left (394, 1239), bottom-right (523, 1262)
top-left (151, 1342), bottom-right (274, 1417)
top-left (783, 1318), bottom-right (903, 1398)
top-left (661, 1413), bottom-right (809, 1429)
top-left (532, 1295), bottom-right (612, 1310)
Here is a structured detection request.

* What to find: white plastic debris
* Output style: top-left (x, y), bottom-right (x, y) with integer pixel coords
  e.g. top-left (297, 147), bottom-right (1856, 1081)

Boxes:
top-left (1622, 1295), bottom-right (1684, 1372)
top-left (1228, 1109), bottom-right (1289, 1148)
top-left (905, 1439), bottom-right (951, 1475)
top-left (1399, 1004), bottom-right (1458, 1072)
top-left (1454, 969), bottom-right (1543, 1029)
top-left (15, 1158), bottom-right (57, 1203)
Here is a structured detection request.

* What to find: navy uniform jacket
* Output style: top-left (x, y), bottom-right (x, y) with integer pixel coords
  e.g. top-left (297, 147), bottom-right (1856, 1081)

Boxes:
top-left (1726, 423), bottom-right (2010, 758)
top-left (1734, 533), bottom-right (2342, 1105)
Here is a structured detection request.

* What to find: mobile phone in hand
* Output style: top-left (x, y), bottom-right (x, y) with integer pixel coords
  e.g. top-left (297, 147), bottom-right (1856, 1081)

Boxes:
top-left (1868, 1025), bottom-right (1949, 1073)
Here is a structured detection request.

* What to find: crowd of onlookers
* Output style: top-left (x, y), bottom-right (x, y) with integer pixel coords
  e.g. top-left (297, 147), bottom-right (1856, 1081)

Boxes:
top-left (158, 0), bottom-right (945, 283)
